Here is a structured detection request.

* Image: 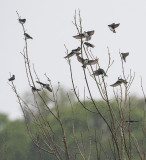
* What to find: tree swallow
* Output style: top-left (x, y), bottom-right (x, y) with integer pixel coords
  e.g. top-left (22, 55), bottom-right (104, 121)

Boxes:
top-left (64, 47), bottom-right (81, 59)
top-left (108, 23), bottom-right (120, 33)
top-left (31, 86), bottom-right (41, 92)
top-left (84, 42), bottom-right (95, 48)
top-left (8, 75), bottom-right (15, 81)
top-left (36, 81), bottom-right (52, 92)
top-left (110, 78), bottom-right (127, 87)
top-left (24, 33), bottom-right (33, 39)
top-left (92, 68), bottom-right (107, 77)
top-left (73, 30), bottom-right (95, 41)
top-left (121, 52), bottom-right (129, 62)
top-left (19, 18), bottom-right (26, 24)
top-left (77, 55), bottom-right (98, 68)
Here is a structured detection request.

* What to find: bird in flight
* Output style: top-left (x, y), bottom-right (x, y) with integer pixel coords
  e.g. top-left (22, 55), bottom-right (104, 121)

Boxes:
top-left (121, 52), bottom-right (129, 62)
top-left (125, 120), bottom-right (139, 123)
top-left (64, 47), bottom-right (81, 59)
top-left (36, 81), bottom-right (52, 92)
top-left (18, 18), bottom-right (26, 24)
top-left (84, 42), bottom-right (95, 48)
top-left (110, 78), bottom-right (127, 87)
top-left (92, 68), bottom-right (107, 77)
top-left (73, 30), bottom-right (95, 41)
top-left (108, 23), bottom-right (120, 33)
top-left (31, 86), bottom-right (41, 92)
top-left (77, 55), bottom-right (98, 68)
top-left (24, 33), bottom-right (33, 39)
top-left (8, 75), bottom-right (15, 81)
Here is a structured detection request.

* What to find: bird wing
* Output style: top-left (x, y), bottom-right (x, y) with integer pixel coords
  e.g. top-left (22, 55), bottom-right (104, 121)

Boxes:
top-left (64, 52), bottom-right (75, 58)
top-left (73, 33), bottom-right (84, 39)
top-left (114, 23), bottom-right (120, 28)
top-left (46, 85), bottom-right (52, 92)
top-left (88, 59), bottom-right (98, 65)
top-left (77, 55), bottom-right (84, 64)
top-left (87, 30), bottom-right (95, 36)
top-left (36, 81), bottom-right (45, 86)
top-left (110, 80), bottom-right (122, 87)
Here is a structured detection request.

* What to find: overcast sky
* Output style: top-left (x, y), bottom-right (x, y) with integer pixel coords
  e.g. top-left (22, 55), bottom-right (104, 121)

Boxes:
top-left (1, 0), bottom-right (146, 119)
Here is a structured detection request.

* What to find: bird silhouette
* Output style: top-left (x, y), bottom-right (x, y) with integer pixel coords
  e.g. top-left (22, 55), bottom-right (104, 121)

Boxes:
top-left (73, 30), bottom-right (95, 41)
top-left (24, 33), bottom-right (33, 39)
top-left (8, 75), bottom-right (15, 81)
top-left (31, 86), bottom-right (41, 92)
top-left (77, 55), bottom-right (98, 68)
top-left (92, 68), bottom-right (107, 77)
top-left (121, 52), bottom-right (129, 62)
top-left (110, 78), bottom-right (127, 87)
top-left (64, 47), bottom-right (81, 58)
top-left (84, 42), bottom-right (95, 48)
top-left (125, 120), bottom-right (139, 123)
top-left (19, 18), bottom-right (26, 24)
top-left (108, 23), bottom-right (120, 33)
top-left (36, 81), bottom-right (52, 92)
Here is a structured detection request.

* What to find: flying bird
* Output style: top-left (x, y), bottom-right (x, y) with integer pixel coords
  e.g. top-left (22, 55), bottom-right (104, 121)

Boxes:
top-left (121, 52), bottom-right (129, 62)
top-left (92, 68), bottom-right (107, 77)
top-left (125, 120), bottom-right (139, 123)
top-left (108, 23), bottom-right (120, 33)
top-left (110, 78), bottom-right (127, 87)
top-left (77, 55), bottom-right (98, 68)
top-left (31, 86), bottom-right (41, 92)
top-left (8, 75), bottom-right (15, 81)
top-left (24, 33), bottom-right (33, 39)
top-left (36, 81), bottom-right (52, 92)
top-left (84, 42), bottom-right (95, 48)
top-left (64, 47), bottom-right (81, 59)
top-left (18, 18), bottom-right (26, 24)
top-left (73, 30), bottom-right (95, 41)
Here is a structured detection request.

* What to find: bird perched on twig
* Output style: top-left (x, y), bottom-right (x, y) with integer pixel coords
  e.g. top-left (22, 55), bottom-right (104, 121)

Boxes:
top-left (121, 52), bottom-right (129, 62)
top-left (24, 33), bottom-right (33, 39)
top-left (92, 68), bottom-right (107, 77)
top-left (73, 30), bottom-right (95, 41)
top-left (77, 55), bottom-right (98, 68)
top-left (36, 81), bottom-right (52, 92)
top-left (64, 47), bottom-right (81, 59)
top-left (31, 86), bottom-right (41, 92)
top-left (110, 78), bottom-right (127, 87)
top-left (84, 42), bottom-right (95, 48)
top-left (8, 75), bottom-right (15, 81)
top-left (108, 23), bottom-right (120, 33)
top-left (18, 18), bottom-right (26, 24)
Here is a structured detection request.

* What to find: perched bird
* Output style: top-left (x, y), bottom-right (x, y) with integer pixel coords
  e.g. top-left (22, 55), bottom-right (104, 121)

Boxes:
top-left (73, 30), bottom-right (95, 41)
top-left (108, 23), bottom-right (120, 33)
top-left (121, 52), bottom-right (129, 62)
top-left (18, 18), bottom-right (26, 24)
top-left (8, 75), bottom-right (15, 81)
top-left (125, 120), bottom-right (139, 123)
top-left (84, 42), bottom-right (95, 48)
top-left (31, 86), bottom-right (41, 92)
top-left (92, 68), bottom-right (107, 77)
top-left (36, 81), bottom-right (52, 92)
top-left (24, 33), bottom-right (33, 39)
top-left (110, 78), bottom-right (127, 87)
top-left (64, 47), bottom-right (81, 58)
top-left (77, 55), bottom-right (98, 68)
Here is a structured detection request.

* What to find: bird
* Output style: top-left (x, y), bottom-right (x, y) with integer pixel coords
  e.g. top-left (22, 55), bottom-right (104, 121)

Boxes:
top-left (108, 23), bottom-right (120, 33)
top-left (36, 81), bottom-right (52, 92)
top-left (73, 30), bottom-right (95, 41)
top-left (24, 33), bottom-right (33, 39)
top-left (31, 86), bottom-right (41, 92)
top-left (110, 78), bottom-right (127, 87)
top-left (77, 55), bottom-right (98, 68)
top-left (8, 75), bottom-right (15, 81)
top-left (125, 120), bottom-right (139, 123)
top-left (84, 42), bottom-right (95, 48)
top-left (18, 18), bottom-right (26, 24)
top-left (121, 52), bottom-right (129, 62)
top-left (64, 47), bottom-right (81, 59)
top-left (92, 68), bottom-right (107, 77)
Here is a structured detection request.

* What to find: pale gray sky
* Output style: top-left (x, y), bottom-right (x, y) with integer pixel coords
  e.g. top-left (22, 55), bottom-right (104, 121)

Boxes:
top-left (1, 0), bottom-right (146, 119)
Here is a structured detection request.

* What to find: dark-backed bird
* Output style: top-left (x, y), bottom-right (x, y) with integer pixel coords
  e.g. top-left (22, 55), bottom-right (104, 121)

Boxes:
top-left (8, 75), bottom-right (15, 81)
top-left (110, 78), bottom-right (127, 87)
top-left (73, 30), bottom-right (95, 41)
top-left (92, 68), bottom-right (107, 77)
top-left (84, 42), bottom-right (95, 48)
top-left (36, 81), bottom-right (52, 92)
top-left (108, 23), bottom-right (120, 33)
top-left (77, 55), bottom-right (98, 68)
top-left (121, 52), bottom-right (129, 62)
top-left (19, 18), bottom-right (26, 24)
top-left (64, 47), bottom-right (81, 58)
top-left (24, 33), bottom-right (33, 39)
top-left (125, 120), bottom-right (139, 123)
top-left (31, 86), bottom-right (41, 92)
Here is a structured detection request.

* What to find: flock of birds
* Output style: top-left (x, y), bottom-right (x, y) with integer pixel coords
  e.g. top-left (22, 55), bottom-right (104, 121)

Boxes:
top-left (64, 23), bottom-right (129, 87)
